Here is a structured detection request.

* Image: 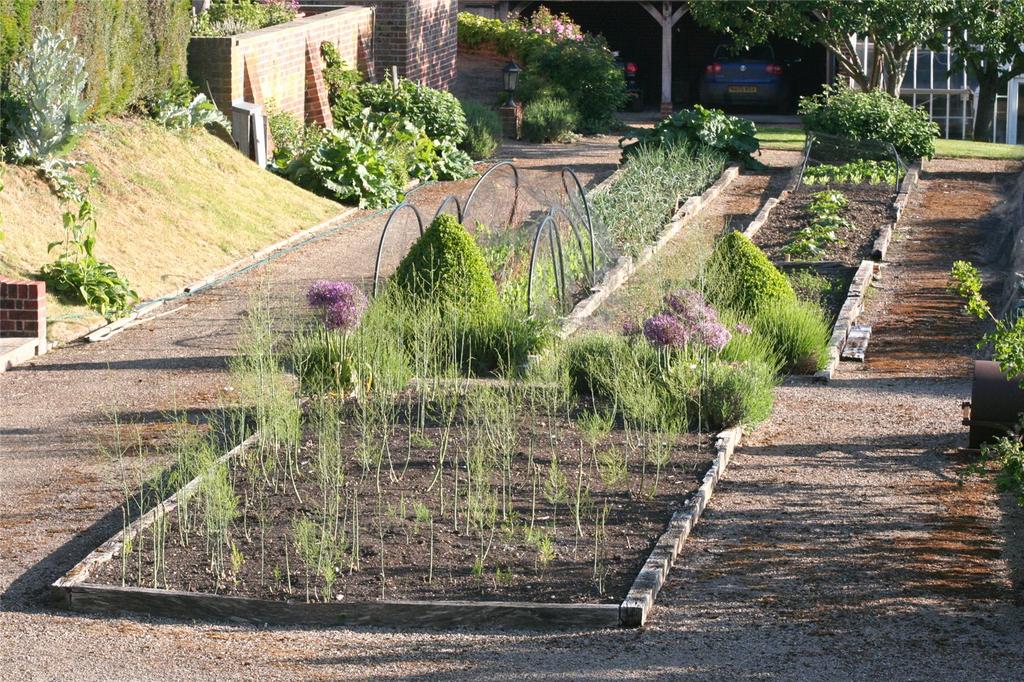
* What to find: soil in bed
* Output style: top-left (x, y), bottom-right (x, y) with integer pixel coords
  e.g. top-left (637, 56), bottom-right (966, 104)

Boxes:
top-left (754, 183), bottom-right (895, 265)
top-left (91, 395), bottom-right (716, 606)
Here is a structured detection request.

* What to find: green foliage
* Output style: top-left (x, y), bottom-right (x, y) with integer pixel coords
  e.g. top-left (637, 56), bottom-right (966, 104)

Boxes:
top-left (783, 189), bottom-right (852, 259)
top-left (701, 359), bottom-right (776, 429)
top-left (281, 111), bottom-right (409, 209)
top-left (803, 159), bottom-right (903, 186)
top-left (967, 416), bottom-right (1024, 506)
top-left (521, 96), bottom-right (579, 143)
top-left (456, 12), bottom-right (626, 133)
top-left (591, 142), bottom-right (727, 254)
top-left (4, 27), bottom-right (85, 162)
top-left (753, 298), bottom-right (830, 373)
top-left (799, 86), bottom-right (939, 160)
top-left (787, 268), bottom-right (842, 308)
top-left (2, 0), bottom-right (190, 118)
top-left (191, 0), bottom-right (298, 37)
top-left (150, 92), bottom-right (230, 132)
top-left (460, 100), bottom-right (501, 160)
top-left (705, 231), bottom-right (796, 315)
top-left (950, 260), bottom-right (1024, 382)
top-left (266, 102), bottom-right (310, 168)
top-left (320, 41), bottom-right (365, 127)
top-left (394, 214), bottom-right (501, 321)
top-left (622, 106), bottom-right (762, 168)
top-left (39, 197), bottom-right (139, 320)
top-left (357, 78), bottom-right (468, 145)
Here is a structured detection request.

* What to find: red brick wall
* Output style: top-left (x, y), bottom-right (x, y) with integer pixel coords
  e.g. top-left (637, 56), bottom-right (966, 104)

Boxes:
top-left (0, 278), bottom-right (46, 344)
top-left (301, 1), bottom-right (458, 90)
top-left (188, 7), bottom-right (374, 122)
top-left (452, 45), bottom-right (509, 105)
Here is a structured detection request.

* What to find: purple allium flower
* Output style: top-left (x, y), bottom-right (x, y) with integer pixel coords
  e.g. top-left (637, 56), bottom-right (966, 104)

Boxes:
top-left (622, 318), bottom-right (642, 337)
top-left (735, 323), bottom-right (752, 335)
top-left (643, 313), bottom-right (689, 349)
top-left (307, 280), bottom-right (356, 308)
top-left (665, 289), bottom-right (714, 326)
top-left (307, 280), bottom-right (367, 331)
top-left (697, 320), bottom-right (732, 351)
top-left (325, 293), bottom-right (367, 332)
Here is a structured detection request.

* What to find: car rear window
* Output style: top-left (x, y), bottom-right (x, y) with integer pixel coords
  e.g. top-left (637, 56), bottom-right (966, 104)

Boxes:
top-left (713, 44), bottom-right (775, 61)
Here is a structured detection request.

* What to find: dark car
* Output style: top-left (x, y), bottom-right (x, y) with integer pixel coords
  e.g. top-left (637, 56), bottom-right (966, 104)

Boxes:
top-left (698, 44), bottom-right (789, 111)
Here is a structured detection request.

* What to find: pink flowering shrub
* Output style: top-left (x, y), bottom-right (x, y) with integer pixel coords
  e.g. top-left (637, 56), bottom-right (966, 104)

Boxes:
top-left (523, 6), bottom-right (584, 41)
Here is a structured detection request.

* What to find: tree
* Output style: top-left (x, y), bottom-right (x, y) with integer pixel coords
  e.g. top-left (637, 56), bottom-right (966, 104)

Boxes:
top-left (936, 0), bottom-right (1024, 141)
top-left (690, 0), bottom-right (949, 95)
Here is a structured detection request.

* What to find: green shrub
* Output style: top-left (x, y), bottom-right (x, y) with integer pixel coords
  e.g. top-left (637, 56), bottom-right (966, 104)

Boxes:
top-left (701, 359), bottom-right (775, 429)
top-left (358, 78), bottom-right (467, 145)
top-left (460, 101), bottom-right (501, 160)
top-left (191, 0), bottom-right (298, 37)
top-left (456, 12), bottom-right (626, 134)
top-left (591, 142), bottom-right (727, 254)
top-left (753, 298), bottom-right (830, 374)
top-left (393, 214), bottom-right (501, 321)
top-left (3, 26), bottom-right (85, 162)
top-left (705, 231), bottom-right (795, 315)
top-left (282, 114), bottom-right (408, 209)
top-left (266, 103), bottom-right (307, 167)
top-left (2, 0), bottom-right (190, 118)
top-left (522, 96), bottom-right (579, 143)
top-left (798, 85), bottom-right (938, 161)
top-left (320, 41), bottom-right (364, 127)
top-left (622, 105), bottom-right (762, 168)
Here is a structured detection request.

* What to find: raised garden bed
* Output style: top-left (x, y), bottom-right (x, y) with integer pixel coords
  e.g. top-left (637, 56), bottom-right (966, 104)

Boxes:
top-left (53, 391), bottom-right (741, 628)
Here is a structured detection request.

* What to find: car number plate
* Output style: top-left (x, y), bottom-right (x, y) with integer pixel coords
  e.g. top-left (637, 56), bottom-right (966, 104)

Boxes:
top-left (728, 86), bottom-right (758, 94)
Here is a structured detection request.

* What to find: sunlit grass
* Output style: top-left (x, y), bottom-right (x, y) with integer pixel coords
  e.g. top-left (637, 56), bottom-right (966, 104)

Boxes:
top-left (757, 125), bottom-right (1024, 159)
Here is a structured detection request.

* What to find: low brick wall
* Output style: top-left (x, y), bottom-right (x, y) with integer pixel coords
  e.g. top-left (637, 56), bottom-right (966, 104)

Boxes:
top-left (0, 278), bottom-right (46, 344)
top-left (302, 1), bottom-right (458, 90)
top-left (188, 7), bottom-right (374, 123)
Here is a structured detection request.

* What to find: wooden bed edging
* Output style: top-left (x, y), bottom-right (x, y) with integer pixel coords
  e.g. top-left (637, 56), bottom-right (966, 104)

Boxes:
top-left (558, 164), bottom-right (740, 339)
top-left (619, 426), bottom-right (742, 627)
top-left (51, 421), bottom-right (739, 630)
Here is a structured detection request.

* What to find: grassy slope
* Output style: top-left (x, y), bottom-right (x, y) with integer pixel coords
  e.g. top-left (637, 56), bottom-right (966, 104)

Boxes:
top-left (757, 125), bottom-right (1024, 159)
top-left (0, 118), bottom-right (341, 342)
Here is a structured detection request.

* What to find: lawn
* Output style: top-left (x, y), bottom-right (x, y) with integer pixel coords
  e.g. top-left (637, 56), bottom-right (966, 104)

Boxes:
top-left (757, 125), bottom-right (1024, 159)
top-left (0, 118), bottom-right (344, 342)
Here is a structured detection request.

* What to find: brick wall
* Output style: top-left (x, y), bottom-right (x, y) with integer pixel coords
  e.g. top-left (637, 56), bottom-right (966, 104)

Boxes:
top-left (0, 278), bottom-right (46, 345)
top-left (188, 7), bottom-right (374, 122)
top-left (301, 1), bottom-right (458, 90)
top-left (452, 45), bottom-right (508, 105)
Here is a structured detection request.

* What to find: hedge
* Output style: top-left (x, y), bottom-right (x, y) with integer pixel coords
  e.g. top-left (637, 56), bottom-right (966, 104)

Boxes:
top-left (0, 0), bottom-right (191, 118)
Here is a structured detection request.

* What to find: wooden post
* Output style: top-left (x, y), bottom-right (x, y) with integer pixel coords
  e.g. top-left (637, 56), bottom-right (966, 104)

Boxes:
top-left (640, 2), bottom-right (688, 117)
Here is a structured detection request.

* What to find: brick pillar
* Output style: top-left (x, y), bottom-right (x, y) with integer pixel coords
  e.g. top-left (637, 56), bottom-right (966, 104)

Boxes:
top-left (0, 278), bottom-right (47, 349)
top-left (499, 103), bottom-right (522, 140)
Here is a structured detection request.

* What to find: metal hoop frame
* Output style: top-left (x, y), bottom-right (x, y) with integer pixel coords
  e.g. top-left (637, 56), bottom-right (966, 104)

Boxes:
top-left (462, 161), bottom-right (521, 231)
top-left (560, 168), bottom-right (597, 284)
top-left (526, 210), bottom-right (567, 316)
top-left (432, 194), bottom-right (464, 223)
top-left (372, 201), bottom-right (424, 296)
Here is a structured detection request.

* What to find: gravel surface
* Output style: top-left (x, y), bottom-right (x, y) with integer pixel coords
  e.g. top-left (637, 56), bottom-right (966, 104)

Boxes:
top-left (3, 153), bottom-right (1024, 680)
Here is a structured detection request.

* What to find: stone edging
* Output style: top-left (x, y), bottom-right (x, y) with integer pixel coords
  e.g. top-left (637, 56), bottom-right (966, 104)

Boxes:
top-left (814, 259), bottom-right (876, 382)
top-left (619, 426), bottom-right (742, 626)
top-left (52, 426), bottom-right (741, 630)
top-left (557, 164), bottom-right (740, 339)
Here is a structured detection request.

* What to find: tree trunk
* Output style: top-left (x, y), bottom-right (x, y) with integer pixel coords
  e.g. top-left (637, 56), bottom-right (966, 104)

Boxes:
top-left (974, 78), bottom-right (1001, 142)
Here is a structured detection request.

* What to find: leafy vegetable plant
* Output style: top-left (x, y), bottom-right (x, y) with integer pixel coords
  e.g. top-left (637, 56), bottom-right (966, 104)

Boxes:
top-left (783, 190), bottom-right (851, 259)
top-left (621, 105), bottom-right (762, 168)
top-left (803, 160), bottom-right (902, 186)
top-left (40, 197), bottom-right (139, 320)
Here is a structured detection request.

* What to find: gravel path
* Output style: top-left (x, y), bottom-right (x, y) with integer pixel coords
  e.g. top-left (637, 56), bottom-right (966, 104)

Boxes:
top-left (3, 154), bottom-right (1024, 680)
